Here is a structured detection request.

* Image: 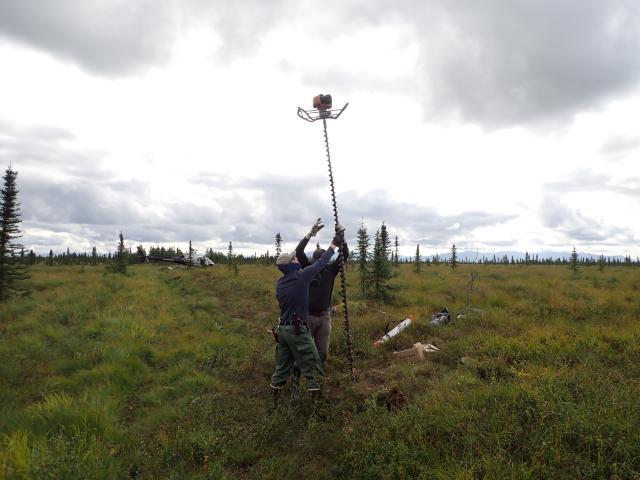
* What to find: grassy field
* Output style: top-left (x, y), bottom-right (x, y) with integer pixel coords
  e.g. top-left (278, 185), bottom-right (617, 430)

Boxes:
top-left (1, 262), bottom-right (640, 479)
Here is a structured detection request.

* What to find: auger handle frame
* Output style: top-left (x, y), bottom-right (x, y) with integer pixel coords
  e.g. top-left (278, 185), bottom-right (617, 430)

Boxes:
top-left (296, 103), bottom-right (349, 122)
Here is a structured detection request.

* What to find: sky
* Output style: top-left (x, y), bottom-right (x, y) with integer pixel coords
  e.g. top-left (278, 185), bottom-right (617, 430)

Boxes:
top-left (0, 0), bottom-right (639, 258)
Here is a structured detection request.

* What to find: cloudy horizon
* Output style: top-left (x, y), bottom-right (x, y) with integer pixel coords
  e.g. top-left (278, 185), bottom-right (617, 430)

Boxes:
top-left (1, 0), bottom-right (638, 257)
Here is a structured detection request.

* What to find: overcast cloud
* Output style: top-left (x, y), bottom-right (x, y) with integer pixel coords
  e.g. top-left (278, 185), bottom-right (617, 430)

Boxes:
top-left (544, 170), bottom-right (640, 198)
top-left (287, 0), bottom-right (640, 126)
top-left (0, 1), bottom-right (638, 256)
top-left (540, 195), bottom-right (637, 245)
top-left (2, 1), bottom-right (639, 125)
top-left (0, 0), bottom-right (298, 75)
top-left (17, 161), bottom-right (518, 254)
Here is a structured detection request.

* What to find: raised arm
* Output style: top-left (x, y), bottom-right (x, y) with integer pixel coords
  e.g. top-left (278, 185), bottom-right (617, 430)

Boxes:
top-left (301, 226), bottom-right (344, 281)
top-left (300, 245), bottom-right (335, 281)
top-left (295, 236), bottom-right (311, 268)
top-left (296, 218), bottom-right (325, 268)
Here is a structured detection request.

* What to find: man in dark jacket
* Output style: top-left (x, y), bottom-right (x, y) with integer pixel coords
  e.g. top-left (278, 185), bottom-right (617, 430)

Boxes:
top-left (295, 219), bottom-right (349, 363)
top-left (270, 227), bottom-right (344, 397)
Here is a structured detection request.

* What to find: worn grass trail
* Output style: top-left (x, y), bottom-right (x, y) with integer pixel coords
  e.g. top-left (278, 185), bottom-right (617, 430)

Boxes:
top-left (1, 263), bottom-right (640, 478)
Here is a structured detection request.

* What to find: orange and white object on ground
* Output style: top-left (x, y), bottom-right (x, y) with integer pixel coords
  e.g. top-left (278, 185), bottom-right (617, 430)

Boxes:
top-left (373, 316), bottom-right (413, 346)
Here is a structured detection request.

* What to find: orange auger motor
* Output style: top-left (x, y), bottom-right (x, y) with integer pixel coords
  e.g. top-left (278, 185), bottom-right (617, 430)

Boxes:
top-left (313, 94), bottom-right (332, 110)
top-left (298, 94), bottom-right (348, 122)
top-left (297, 95), bottom-right (354, 382)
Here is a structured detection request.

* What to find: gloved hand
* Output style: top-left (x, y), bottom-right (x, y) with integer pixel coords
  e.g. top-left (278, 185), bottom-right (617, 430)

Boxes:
top-left (306, 218), bottom-right (325, 238)
top-left (332, 224), bottom-right (345, 247)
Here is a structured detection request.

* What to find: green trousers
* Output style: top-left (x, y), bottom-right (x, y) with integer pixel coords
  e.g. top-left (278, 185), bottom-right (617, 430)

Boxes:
top-left (270, 325), bottom-right (324, 391)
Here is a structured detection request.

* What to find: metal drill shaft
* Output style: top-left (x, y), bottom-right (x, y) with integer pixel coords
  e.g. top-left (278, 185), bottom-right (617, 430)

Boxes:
top-left (323, 118), bottom-right (355, 382)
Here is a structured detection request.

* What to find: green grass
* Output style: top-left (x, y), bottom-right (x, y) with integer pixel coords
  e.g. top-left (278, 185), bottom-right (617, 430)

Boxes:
top-left (1, 263), bottom-right (640, 478)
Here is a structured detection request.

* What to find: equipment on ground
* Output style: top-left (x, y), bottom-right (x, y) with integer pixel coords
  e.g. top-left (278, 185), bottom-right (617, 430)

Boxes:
top-left (393, 342), bottom-right (440, 361)
top-left (430, 308), bottom-right (451, 325)
top-left (374, 316), bottom-right (413, 346)
top-left (145, 253), bottom-right (214, 267)
top-left (297, 94), bottom-right (355, 382)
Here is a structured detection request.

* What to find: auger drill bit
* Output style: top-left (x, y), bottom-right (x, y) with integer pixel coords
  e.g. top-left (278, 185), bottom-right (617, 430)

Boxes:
top-left (296, 95), bottom-right (354, 382)
top-left (322, 118), bottom-right (355, 382)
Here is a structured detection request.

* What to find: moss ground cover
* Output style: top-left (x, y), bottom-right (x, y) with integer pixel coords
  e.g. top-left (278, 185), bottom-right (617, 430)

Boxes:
top-left (1, 263), bottom-right (639, 478)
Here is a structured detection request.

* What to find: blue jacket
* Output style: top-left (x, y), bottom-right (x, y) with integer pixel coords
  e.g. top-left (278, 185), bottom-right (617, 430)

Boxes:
top-left (276, 246), bottom-right (335, 323)
top-left (295, 236), bottom-right (349, 313)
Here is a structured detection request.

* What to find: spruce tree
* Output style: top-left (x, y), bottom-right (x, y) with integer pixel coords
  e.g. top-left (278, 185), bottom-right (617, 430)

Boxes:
top-left (371, 228), bottom-right (383, 297)
top-left (598, 254), bottom-right (605, 272)
top-left (355, 220), bottom-right (370, 296)
top-left (136, 245), bottom-right (146, 264)
top-left (380, 223), bottom-right (391, 261)
top-left (275, 233), bottom-right (282, 258)
top-left (188, 240), bottom-right (193, 268)
top-left (370, 223), bottom-right (393, 301)
top-left (228, 241), bottom-right (238, 276)
top-left (0, 166), bottom-right (29, 301)
top-left (113, 231), bottom-right (128, 274)
top-left (394, 235), bottom-right (399, 267)
top-left (414, 244), bottom-right (421, 273)
top-left (570, 247), bottom-right (578, 275)
top-left (450, 243), bottom-right (458, 270)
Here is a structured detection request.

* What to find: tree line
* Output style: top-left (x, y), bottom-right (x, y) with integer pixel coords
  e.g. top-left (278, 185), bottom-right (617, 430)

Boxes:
top-left (2, 165), bottom-right (638, 303)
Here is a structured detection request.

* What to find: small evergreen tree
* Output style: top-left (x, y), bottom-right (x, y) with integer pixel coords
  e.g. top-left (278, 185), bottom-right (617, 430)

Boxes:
top-left (598, 254), bottom-right (605, 272)
top-left (48, 249), bottom-right (54, 266)
top-left (275, 233), bottom-right (282, 258)
top-left (228, 241), bottom-right (238, 276)
top-left (450, 243), bottom-right (458, 270)
top-left (188, 240), bottom-right (193, 268)
top-left (134, 245), bottom-right (146, 265)
top-left (0, 166), bottom-right (29, 301)
top-left (355, 220), bottom-right (370, 296)
top-left (394, 235), bottom-right (399, 267)
top-left (91, 246), bottom-right (98, 265)
top-left (414, 244), bottom-right (421, 273)
top-left (570, 247), bottom-right (578, 275)
top-left (113, 231), bottom-right (128, 274)
top-left (370, 223), bottom-right (394, 301)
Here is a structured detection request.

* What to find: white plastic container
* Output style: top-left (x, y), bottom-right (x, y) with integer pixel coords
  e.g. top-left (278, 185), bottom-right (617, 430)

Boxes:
top-left (374, 316), bottom-right (413, 346)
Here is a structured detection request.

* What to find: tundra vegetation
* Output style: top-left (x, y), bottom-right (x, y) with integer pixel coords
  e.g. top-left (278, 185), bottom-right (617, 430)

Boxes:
top-left (1, 260), bottom-right (640, 479)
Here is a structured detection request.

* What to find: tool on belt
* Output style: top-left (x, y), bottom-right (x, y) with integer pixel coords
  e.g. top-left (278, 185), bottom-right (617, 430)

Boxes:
top-left (268, 326), bottom-right (279, 343)
top-left (292, 312), bottom-right (302, 335)
top-left (297, 94), bottom-right (355, 382)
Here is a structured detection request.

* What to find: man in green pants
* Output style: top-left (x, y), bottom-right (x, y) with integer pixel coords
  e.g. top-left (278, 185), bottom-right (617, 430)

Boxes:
top-left (295, 218), bottom-right (349, 363)
top-left (270, 227), bottom-right (344, 399)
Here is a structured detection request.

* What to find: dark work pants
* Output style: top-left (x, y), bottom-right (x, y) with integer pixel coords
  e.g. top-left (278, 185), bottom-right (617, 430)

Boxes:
top-left (270, 325), bottom-right (324, 391)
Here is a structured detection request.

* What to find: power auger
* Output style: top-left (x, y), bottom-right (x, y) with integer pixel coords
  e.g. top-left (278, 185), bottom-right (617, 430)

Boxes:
top-left (297, 95), bottom-right (355, 382)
